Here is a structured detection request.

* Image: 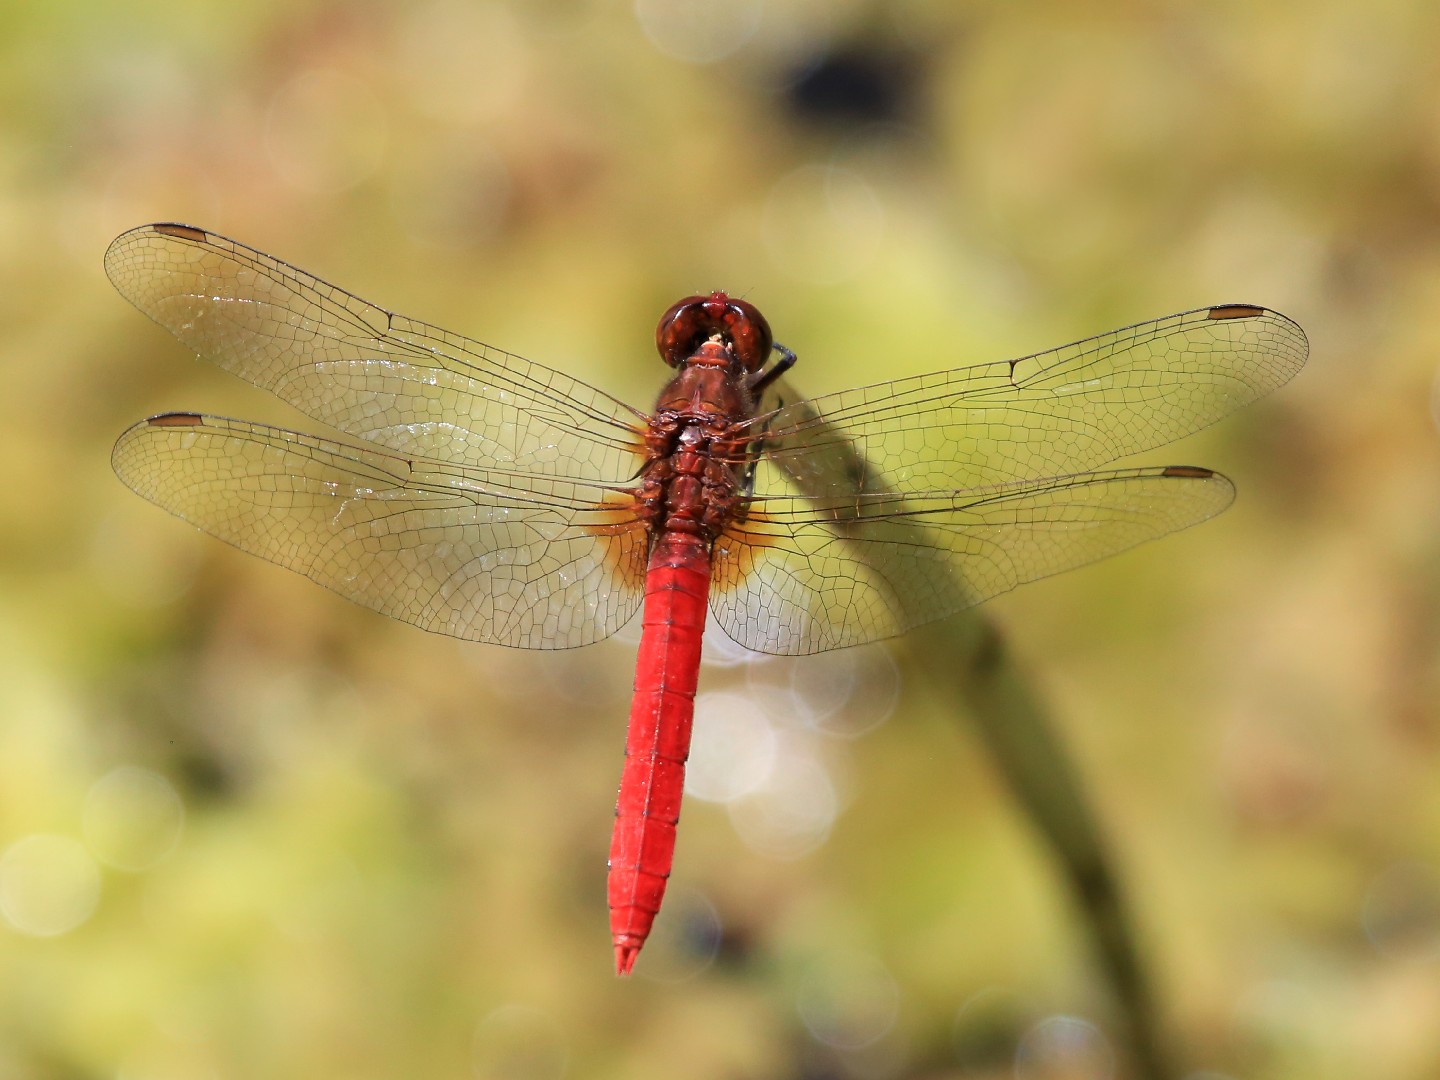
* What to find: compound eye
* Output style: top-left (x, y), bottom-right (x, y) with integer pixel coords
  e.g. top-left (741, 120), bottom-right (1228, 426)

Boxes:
top-left (654, 295), bottom-right (708, 368)
top-left (721, 296), bottom-right (773, 373)
top-left (654, 292), bottom-right (774, 371)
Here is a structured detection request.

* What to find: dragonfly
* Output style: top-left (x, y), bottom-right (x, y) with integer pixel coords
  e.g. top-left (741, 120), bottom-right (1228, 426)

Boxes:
top-left (107, 223), bottom-right (1308, 975)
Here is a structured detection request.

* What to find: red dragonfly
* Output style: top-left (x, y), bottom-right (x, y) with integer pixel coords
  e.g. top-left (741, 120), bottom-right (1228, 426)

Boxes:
top-left (108, 223), bottom-right (1307, 975)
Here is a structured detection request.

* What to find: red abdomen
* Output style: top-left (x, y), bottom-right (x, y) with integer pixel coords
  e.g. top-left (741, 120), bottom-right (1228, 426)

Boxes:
top-left (608, 530), bottom-right (710, 975)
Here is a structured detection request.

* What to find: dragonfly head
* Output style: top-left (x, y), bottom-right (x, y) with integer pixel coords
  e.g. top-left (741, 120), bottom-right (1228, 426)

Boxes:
top-left (655, 291), bottom-right (773, 373)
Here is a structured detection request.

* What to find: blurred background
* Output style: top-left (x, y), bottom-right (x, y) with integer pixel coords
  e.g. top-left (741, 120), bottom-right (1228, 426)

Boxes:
top-left (2, 1), bottom-right (1438, 1078)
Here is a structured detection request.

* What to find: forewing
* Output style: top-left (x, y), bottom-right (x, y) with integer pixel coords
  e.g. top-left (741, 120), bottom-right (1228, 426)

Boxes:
top-left (113, 413), bottom-right (648, 648)
top-left (752, 305), bottom-right (1306, 497)
top-left (710, 466), bottom-right (1234, 655)
top-left (106, 224), bottom-right (645, 482)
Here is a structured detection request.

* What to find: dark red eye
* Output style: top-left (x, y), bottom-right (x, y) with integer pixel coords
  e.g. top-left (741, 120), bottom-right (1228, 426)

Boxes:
top-left (654, 292), bottom-right (774, 372)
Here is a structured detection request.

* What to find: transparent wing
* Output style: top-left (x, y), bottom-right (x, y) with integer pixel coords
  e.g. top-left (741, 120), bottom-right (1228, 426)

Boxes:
top-left (105, 224), bottom-right (646, 482)
top-left (710, 466), bottom-right (1234, 655)
top-left (750, 305), bottom-right (1307, 497)
top-left (113, 413), bottom-right (648, 649)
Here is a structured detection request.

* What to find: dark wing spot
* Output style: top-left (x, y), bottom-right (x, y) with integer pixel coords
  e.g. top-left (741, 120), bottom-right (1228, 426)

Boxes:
top-left (152, 223), bottom-right (209, 242)
top-left (1206, 304), bottom-right (1265, 320)
top-left (147, 412), bottom-right (205, 427)
top-left (1161, 465), bottom-right (1215, 479)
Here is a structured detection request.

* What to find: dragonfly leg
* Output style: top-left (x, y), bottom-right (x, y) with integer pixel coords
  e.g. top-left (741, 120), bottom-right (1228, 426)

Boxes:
top-left (748, 343), bottom-right (796, 397)
top-left (729, 410), bottom-right (783, 526)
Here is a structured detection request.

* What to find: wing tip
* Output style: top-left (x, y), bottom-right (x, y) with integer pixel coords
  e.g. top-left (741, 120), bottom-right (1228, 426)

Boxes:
top-left (108, 221), bottom-right (210, 252)
top-left (1161, 465), bottom-right (1236, 524)
top-left (104, 223), bottom-right (216, 291)
top-left (1161, 463), bottom-right (1235, 498)
top-left (1202, 303), bottom-right (1309, 374)
top-left (112, 413), bottom-right (210, 483)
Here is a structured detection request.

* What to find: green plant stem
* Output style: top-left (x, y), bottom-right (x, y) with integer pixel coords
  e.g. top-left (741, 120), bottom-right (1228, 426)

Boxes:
top-left (907, 616), bottom-right (1173, 1080)
top-left (768, 373), bottom-right (1176, 1079)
